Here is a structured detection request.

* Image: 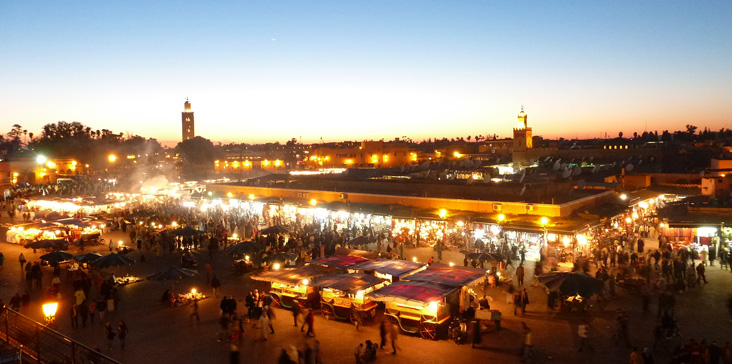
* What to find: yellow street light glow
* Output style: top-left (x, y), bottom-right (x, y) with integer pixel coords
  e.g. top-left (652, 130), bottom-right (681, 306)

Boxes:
top-left (453, 151), bottom-right (462, 158)
top-left (108, 154), bottom-right (117, 162)
top-left (36, 155), bottom-right (47, 164)
top-left (625, 217), bottom-right (632, 223)
top-left (232, 233), bottom-right (238, 239)
top-left (248, 194), bottom-right (255, 200)
top-left (498, 214), bottom-right (506, 222)
top-left (438, 209), bottom-right (447, 219)
top-left (227, 192), bottom-right (233, 198)
top-left (659, 222), bottom-right (665, 228)
top-left (273, 263), bottom-right (281, 270)
top-left (302, 279), bottom-right (309, 286)
top-left (171, 221), bottom-right (178, 227)
top-left (540, 217), bottom-right (549, 226)
top-left (562, 236), bottom-right (570, 246)
top-left (620, 193), bottom-right (627, 200)
top-left (191, 288), bottom-right (197, 294)
top-left (412, 257), bottom-right (418, 263)
top-left (310, 199), bottom-right (317, 206)
top-left (245, 255), bottom-right (250, 261)
top-left (449, 262), bottom-right (455, 267)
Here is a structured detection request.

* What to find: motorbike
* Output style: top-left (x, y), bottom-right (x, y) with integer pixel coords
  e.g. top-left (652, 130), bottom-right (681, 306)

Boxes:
top-left (448, 317), bottom-right (468, 344)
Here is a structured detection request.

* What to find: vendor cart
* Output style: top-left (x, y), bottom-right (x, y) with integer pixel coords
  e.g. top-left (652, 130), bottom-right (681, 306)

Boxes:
top-left (368, 281), bottom-right (455, 340)
top-left (351, 258), bottom-right (426, 282)
top-left (251, 266), bottom-right (329, 309)
top-left (317, 273), bottom-right (386, 324)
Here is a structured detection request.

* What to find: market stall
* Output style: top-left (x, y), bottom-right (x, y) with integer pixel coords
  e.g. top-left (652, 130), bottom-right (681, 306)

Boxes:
top-left (351, 258), bottom-right (426, 282)
top-left (308, 255), bottom-right (369, 271)
top-left (251, 265), bottom-right (329, 309)
top-left (316, 273), bottom-right (386, 324)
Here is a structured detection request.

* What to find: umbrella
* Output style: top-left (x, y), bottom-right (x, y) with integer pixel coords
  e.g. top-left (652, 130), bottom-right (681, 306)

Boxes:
top-left (346, 236), bottom-right (370, 246)
top-left (261, 252), bottom-right (298, 264)
top-left (40, 251), bottom-right (74, 264)
top-left (24, 239), bottom-right (68, 249)
top-left (172, 226), bottom-right (204, 237)
top-left (537, 272), bottom-right (604, 297)
top-left (225, 241), bottom-right (266, 256)
top-left (465, 252), bottom-right (502, 262)
top-left (147, 267), bottom-right (199, 281)
top-left (259, 225), bottom-right (291, 235)
top-left (73, 252), bottom-right (103, 264)
top-left (91, 253), bottom-right (134, 269)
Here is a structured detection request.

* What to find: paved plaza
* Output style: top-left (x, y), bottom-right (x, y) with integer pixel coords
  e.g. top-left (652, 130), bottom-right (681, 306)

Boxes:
top-left (2, 215), bottom-right (731, 364)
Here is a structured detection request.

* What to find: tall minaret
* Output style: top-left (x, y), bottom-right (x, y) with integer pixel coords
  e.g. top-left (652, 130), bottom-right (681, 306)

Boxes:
top-left (512, 106), bottom-right (533, 166)
top-left (182, 98), bottom-right (195, 141)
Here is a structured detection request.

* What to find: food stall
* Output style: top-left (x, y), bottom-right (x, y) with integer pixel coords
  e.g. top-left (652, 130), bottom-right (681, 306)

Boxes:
top-left (367, 281), bottom-right (456, 340)
top-left (317, 273), bottom-right (386, 324)
top-left (251, 266), bottom-right (329, 309)
top-left (351, 258), bottom-right (426, 282)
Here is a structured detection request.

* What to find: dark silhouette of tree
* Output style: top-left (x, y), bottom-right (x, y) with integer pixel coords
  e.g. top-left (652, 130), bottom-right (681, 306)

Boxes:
top-left (175, 136), bottom-right (219, 179)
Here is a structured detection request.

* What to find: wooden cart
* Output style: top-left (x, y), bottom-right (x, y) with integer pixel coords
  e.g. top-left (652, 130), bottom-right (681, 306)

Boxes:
top-left (317, 273), bottom-right (386, 325)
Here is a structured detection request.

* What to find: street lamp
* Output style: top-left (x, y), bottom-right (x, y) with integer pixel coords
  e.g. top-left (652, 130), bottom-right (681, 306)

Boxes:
top-left (42, 302), bottom-right (58, 326)
top-left (36, 155), bottom-right (47, 164)
top-left (108, 154), bottom-right (117, 163)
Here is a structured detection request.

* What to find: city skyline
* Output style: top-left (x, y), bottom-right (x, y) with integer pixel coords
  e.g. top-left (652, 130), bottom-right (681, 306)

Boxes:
top-left (1, 1), bottom-right (731, 145)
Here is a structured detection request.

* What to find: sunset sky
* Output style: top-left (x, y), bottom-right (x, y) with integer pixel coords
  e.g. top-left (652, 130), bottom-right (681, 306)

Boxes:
top-left (1, 1), bottom-right (731, 145)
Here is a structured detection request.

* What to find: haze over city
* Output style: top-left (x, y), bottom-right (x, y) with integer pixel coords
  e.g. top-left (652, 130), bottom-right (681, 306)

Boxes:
top-left (2, 1), bottom-right (731, 144)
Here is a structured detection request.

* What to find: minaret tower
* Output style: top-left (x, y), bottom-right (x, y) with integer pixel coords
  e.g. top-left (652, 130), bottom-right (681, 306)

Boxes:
top-left (182, 98), bottom-right (195, 141)
top-left (512, 106), bottom-right (533, 166)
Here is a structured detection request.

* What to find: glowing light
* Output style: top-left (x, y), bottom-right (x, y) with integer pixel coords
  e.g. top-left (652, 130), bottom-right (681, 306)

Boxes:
top-left (191, 288), bottom-right (197, 294)
top-left (562, 236), bottom-right (570, 247)
top-left (453, 151), bottom-right (462, 158)
top-left (227, 192), bottom-right (233, 198)
top-left (659, 222), bottom-right (665, 228)
top-left (540, 217), bottom-right (549, 226)
top-left (412, 257), bottom-right (418, 263)
top-left (498, 214), bottom-right (506, 222)
top-left (42, 302), bottom-right (58, 319)
top-left (108, 154), bottom-right (117, 162)
top-left (449, 262), bottom-right (455, 267)
top-left (438, 209), bottom-right (447, 219)
top-left (36, 155), bottom-right (47, 164)
top-left (428, 301), bottom-right (438, 313)
top-left (248, 194), bottom-right (255, 200)
top-left (625, 217), bottom-right (632, 223)
top-left (576, 235), bottom-right (587, 245)
top-left (632, 212), bottom-right (639, 219)
top-left (638, 201), bottom-right (649, 209)
top-left (547, 233), bottom-right (556, 242)
top-left (302, 279), bottom-right (309, 286)
top-left (273, 263), bottom-right (281, 270)
top-left (171, 221), bottom-right (178, 227)
top-left (456, 221), bottom-right (464, 227)
top-left (620, 193), bottom-right (627, 200)
top-left (244, 255), bottom-right (250, 261)
top-left (310, 199), bottom-right (317, 206)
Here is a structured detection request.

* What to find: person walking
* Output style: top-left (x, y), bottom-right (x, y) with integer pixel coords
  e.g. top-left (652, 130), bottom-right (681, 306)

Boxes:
top-left (211, 274), bottom-right (221, 297)
top-left (379, 320), bottom-right (387, 349)
top-left (259, 311), bottom-right (270, 341)
top-left (301, 309), bottom-right (315, 336)
top-left (578, 321), bottom-right (593, 352)
top-left (292, 302), bottom-right (302, 327)
top-left (696, 262), bottom-right (708, 284)
top-left (118, 320), bottom-right (129, 349)
top-left (266, 304), bottom-right (276, 334)
top-left (190, 298), bottom-right (200, 323)
top-left (516, 264), bottom-right (525, 286)
top-left (522, 322), bottom-right (533, 362)
top-left (520, 288), bottom-right (530, 315)
top-left (389, 321), bottom-right (399, 355)
top-left (18, 253), bottom-right (26, 272)
top-left (104, 322), bottom-right (116, 351)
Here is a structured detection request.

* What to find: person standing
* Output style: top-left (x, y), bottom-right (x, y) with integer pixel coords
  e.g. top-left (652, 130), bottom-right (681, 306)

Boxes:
top-left (522, 323), bottom-right (533, 362)
top-left (520, 288), bottom-right (530, 315)
top-left (190, 299), bottom-right (200, 323)
top-left (18, 253), bottom-right (26, 272)
top-left (379, 320), bottom-right (387, 349)
top-left (118, 320), bottom-right (129, 349)
top-left (292, 302), bottom-right (302, 327)
top-left (354, 343), bottom-right (363, 364)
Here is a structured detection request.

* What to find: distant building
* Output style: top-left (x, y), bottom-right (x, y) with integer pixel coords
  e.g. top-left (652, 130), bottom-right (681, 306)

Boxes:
top-left (306, 140), bottom-right (420, 169)
top-left (182, 99), bottom-right (195, 141)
